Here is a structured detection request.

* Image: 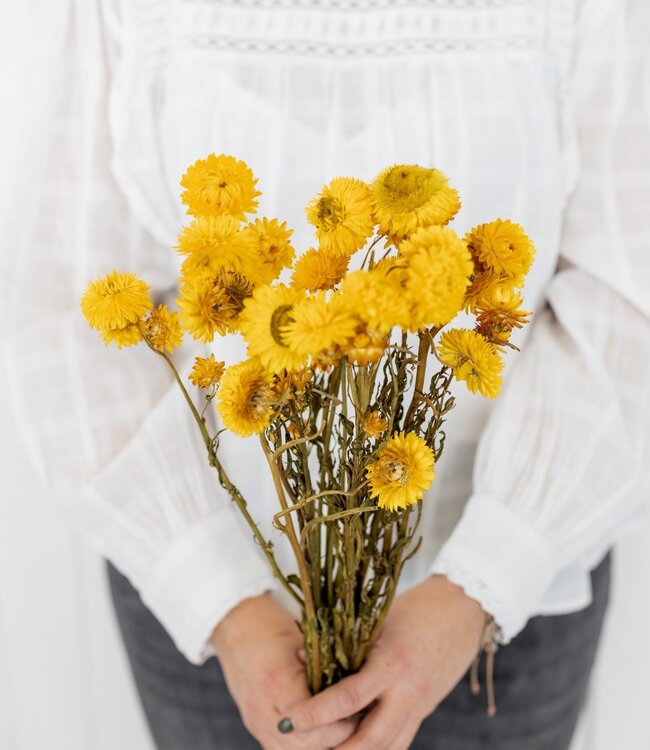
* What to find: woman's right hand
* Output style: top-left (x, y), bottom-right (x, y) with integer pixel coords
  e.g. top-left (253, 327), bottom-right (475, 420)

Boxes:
top-left (210, 593), bottom-right (358, 749)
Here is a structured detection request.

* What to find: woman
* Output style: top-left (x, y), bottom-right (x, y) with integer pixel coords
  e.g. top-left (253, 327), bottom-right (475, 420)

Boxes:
top-left (1, 1), bottom-right (648, 748)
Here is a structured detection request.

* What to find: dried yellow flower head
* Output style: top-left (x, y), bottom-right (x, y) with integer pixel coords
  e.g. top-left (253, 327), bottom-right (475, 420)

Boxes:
top-left (292, 248), bottom-right (349, 293)
top-left (437, 328), bottom-right (504, 398)
top-left (367, 432), bottom-right (435, 511)
top-left (216, 358), bottom-right (276, 437)
top-left (189, 354), bottom-right (225, 388)
top-left (370, 165), bottom-right (460, 243)
top-left (284, 291), bottom-right (358, 359)
top-left (362, 411), bottom-right (388, 439)
top-left (180, 153), bottom-right (261, 219)
top-left (239, 284), bottom-right (307, 374)
top-left (178, 272), bottom-right (253, 342)
top-left (81, 270), bottom-right (152, 333)
top-left (306, 177), bottom-right (375, 256)
top-left (242, 217), bottom-right (296, 285)
top-left (142, 305), bottom-right (183, 354)
top-left (474, 288), bottom-right (532, 344)
top-left (399, 225), bottom-right (473, 330)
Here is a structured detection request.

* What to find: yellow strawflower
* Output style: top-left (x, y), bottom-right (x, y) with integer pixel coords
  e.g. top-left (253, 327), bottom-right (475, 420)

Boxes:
top-left (474, 288), bottom-right (532, 344)
top-left (100, 323), bottom-right (142, 349)
top-left (180, 153), bottom-right (261, 219)
top-left (437, 328), bottom-right (504, 398)
top-left (216, 358), bottom-right (275, 436)
top-left (189, 354), bottom-right (225, 388)
top-left (362, 411), bottom-right (388, 439)
top-left (177, 215), bottom-right (256, 280)
top-left (463, 219), bottom-right (535, 310)
top-left (370, 165), bottom-right (460, 243)
top-left (81, 270), bottom-right (152, 332)
top-left (141, 305), bottom-right (183, 353)
top-left (400, 226), bottom-right (473, 330)
top-left (242, 217), bottom-right (295, 285)
top-left (291, 247), bottom-right (349, 292)
top-left (306, 177), bottom-right (374, 256)
top-left (178, 272), bottom-right (253, 342)
top-left (341, 323), bottom-right (387, 365)
top-left (341, 268), bottom-right (409, 335)
top-left (273, 368), bottom-right (313, 402)
top-left (467, 219), bottom-right (535, 278)
top-left (239, 284), bottom-right (307, 373)
top-left (284, 291), bottom-right (358, 358)
top-left (367, 432), bottom-right (435, 511)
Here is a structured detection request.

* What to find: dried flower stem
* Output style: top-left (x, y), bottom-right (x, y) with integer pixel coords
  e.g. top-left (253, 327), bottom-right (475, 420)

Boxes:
top-left (140, 332), bottom-right (302, 606)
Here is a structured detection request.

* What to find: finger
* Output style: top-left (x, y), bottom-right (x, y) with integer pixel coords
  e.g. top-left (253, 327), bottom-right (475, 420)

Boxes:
top-left (280, 671), bottom-right (382, 733)
top-left (333, 697), bottom-right (408, 750)
top-left (292, 716), bottom-right (361, 749)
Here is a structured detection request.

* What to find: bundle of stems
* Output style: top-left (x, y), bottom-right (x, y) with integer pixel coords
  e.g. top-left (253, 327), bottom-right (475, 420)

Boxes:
top-left (149, 326), bottom-right (455, 693)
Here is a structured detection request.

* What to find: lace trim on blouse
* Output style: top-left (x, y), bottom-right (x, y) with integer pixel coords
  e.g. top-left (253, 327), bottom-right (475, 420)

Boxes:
top-left (163, 0), bottom-right (554, 58)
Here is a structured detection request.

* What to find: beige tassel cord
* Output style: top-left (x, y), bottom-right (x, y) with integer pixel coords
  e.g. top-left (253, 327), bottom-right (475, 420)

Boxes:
top-left (469, 617), bottom-right (500, 717)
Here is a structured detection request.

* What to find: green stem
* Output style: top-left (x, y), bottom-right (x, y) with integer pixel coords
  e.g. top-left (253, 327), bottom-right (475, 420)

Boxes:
top-left (141, 333), bottom-right (301, 607)
top-left (260, 435), bottom-right (322, 694)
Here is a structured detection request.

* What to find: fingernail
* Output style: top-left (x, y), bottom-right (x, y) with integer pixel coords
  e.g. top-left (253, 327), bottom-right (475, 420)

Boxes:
top-left (277, 718), bottom-right (294, 734)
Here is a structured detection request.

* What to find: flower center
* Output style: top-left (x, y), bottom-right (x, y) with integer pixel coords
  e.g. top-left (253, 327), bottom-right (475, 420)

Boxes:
top-left (384, 460), bottom-right (407, 485)
top-left (270, 304), bottom-right (294, 347)
top-left (317, 197), bottom-right (344, 229)
top-left (250, 384), bottom-right (273, 416)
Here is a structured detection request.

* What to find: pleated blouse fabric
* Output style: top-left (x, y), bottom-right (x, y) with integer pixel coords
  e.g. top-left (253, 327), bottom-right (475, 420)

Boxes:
top-left (1, 0), bottom-right (649, 663)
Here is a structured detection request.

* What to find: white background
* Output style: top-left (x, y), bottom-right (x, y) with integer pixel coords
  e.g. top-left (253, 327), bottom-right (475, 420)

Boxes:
top-left (1, 367), bottom-right (650, 750)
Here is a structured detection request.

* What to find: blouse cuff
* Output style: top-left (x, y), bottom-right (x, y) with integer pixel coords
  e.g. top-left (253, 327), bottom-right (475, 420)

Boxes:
top-left (139, 512), bottom-right (278, 665)
top-left (429, 494), bottom-right (556, 643)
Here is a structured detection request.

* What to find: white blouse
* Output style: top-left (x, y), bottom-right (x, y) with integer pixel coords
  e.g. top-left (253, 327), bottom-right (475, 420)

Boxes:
top-left (1, 0), bottom-right (649, 664)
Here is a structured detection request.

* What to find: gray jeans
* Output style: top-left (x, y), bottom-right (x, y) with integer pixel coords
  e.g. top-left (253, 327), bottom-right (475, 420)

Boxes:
top-left (108, 554), bottom-right (610, 750)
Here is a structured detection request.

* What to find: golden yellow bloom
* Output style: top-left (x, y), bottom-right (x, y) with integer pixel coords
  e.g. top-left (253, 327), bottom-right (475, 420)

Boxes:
top-left (370, 165), bottom-right (460, 243)
top-left (437, 328), bottom-right (504, 398)
top-left (367, 432), bottom-right (435, 511)
top-left (100, 323), bottom-right (142, 349)
top-left (291, 248), bottom-right (349, 292)
top-left (474, 288), bottom-right (532, 344)
top-left (284, 291), bottom-right (358, 357)
top-left (273, 368), bottom-right (313, 402)
top-left (177, 215), bottom-right (256, 280)
top-left (312, 346), bottom-right (344, 371)
top-left (362, 411), bottom-right (388, 439)
top-left (242, 217), bottom-right (295, 285)
top-left (189, 354), bottom-right (225, 388)
top-left (178, 272), bottom-right (254, 342)
top-left (340, 268), bottom-right (409, 335)
top-left (400, 226), bottom-right (474, 330)
top-left (216, 358), bottom-right (275, 437)
top-left (180, 153), bottom-right (261, 219)
top-left (239, 284), bottom-right (307, 373)
top-left (341, 323), bottom-right (387, 365)
top-left (142, 305), bottom-right (183, 353)
top-left (81, 271), bottom-right (152, 331)
top-left (305, 177), bottom-right (374, 256)
top-left (465, 219), bottom-right (535, 280)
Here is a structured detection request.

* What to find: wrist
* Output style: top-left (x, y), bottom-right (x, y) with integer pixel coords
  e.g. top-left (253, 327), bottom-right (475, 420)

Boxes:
top-left (209, 592), bottom-right (274, 656)
top-left (430, 574), bottom-right (490, 633)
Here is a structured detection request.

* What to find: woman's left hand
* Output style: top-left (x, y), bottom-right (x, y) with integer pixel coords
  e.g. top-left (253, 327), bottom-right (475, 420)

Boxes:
top-left (282, 575), bottom-right (488, 750)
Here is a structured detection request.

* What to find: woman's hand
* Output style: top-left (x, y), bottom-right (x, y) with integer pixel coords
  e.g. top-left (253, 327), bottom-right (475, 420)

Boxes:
top-left (210, 593), bottom-right (359, 750)
top-left (281, 576), bottom-right (488, 750)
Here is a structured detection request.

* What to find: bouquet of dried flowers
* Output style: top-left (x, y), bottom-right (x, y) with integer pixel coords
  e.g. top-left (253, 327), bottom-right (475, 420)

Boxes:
top-left (81, 154), bottom-right (534, 694)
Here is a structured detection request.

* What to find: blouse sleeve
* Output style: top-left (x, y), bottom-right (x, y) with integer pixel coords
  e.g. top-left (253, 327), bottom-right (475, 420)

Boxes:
top-left (0, 0), bottom-right (277, 664)
top-left (431, 0), bottom-right (650, 642)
